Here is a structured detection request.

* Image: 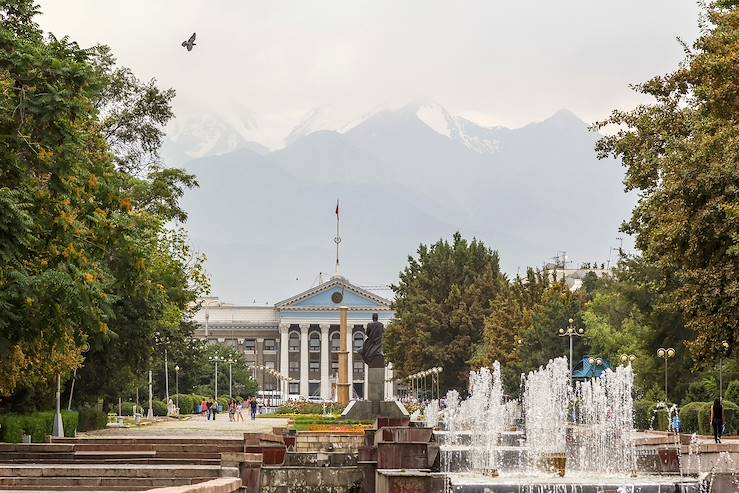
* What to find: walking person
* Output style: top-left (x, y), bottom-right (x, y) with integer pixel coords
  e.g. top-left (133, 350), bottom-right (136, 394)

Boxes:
top-left (206, 400), bottom-right (212, 421)
top-left (236, 400), bottom-right (245, 422)
top-left (250, 397), bottom-right (257, 420)
top-left (710, 398), bottom-right (724, 444)
top-left (228, 399), bottom-right (235, 422)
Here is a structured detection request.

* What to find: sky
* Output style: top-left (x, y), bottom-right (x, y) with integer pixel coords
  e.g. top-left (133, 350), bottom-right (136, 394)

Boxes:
top-left (36, 1), bottom-right (702, 148)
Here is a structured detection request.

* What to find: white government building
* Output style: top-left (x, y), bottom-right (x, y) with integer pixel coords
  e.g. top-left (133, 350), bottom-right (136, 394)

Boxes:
top-left (193, 274), bottom-right (396, 401)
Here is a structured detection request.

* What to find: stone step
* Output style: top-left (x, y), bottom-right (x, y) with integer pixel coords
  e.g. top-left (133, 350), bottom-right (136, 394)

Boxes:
top-left (0, 457), bottom-right (222, 466)
top-left (0, 464), bottom-right (222, 479)
top-left (0, 476), bottom-right (208, 488)
top-left (51, 438), bottom-right (243, 446)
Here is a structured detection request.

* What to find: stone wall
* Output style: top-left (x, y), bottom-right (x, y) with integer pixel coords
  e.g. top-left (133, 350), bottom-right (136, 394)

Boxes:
top-left (259, 466), bottom-right (363, 493)
top-left (294, 433), bottom-right (365, 453)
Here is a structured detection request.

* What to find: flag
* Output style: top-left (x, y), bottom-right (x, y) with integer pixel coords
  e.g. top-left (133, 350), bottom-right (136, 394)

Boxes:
top-left (335, 200), bottom-right (339, 217)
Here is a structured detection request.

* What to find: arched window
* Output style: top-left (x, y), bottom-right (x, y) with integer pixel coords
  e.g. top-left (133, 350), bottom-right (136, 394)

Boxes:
top-left (353, 332), bottom-right (365, 352)
top-left (309, 331), bottom-right (320, 352)
top-left (288, 332), bottom-right (300, 352)
top-left (330, 332), bottom-right (340, 352)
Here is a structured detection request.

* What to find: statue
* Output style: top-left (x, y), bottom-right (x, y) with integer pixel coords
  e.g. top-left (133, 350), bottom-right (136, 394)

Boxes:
top-left (359, 313), bottom-right (384, 368)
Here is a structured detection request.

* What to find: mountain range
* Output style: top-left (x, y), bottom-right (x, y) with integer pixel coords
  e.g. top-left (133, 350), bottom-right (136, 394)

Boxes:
top-left (168, 102), bottom-right (633, 304)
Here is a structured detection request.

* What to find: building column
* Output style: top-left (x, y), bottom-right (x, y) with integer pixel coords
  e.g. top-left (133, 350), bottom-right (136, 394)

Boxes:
top-left (320, 324), bottom-right (330, 400)
top-left (347, 329), bottom-right (353, 399)
top-left (279, 324), bottom-right (289, 378)
top-left (299, 323), bottom-right (309, 398)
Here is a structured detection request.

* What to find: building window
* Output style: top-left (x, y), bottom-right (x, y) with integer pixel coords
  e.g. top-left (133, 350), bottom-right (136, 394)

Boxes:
top-left (353, 332), bottom-right (365, 352)
top-left (353, 383), bottom-right (364, 399)
top-left (309, 362), bottom-right (320, 372)
top-left (330, 332), bottom-right (340, 352)
top-left (353, 361), bottom-right (364, 378)
top-left (265, 382), bottom-right (275, 391)
top-left (309, 382), bottom-right (321, 397)
top-left (331, 361), bottom-right (339, 376)
top-left (264, 338), bottom-right (276, 351)
top-left (265, 361), bottom-right (275, 370)
top-left (244, 339), bottom-right (256, 352)
top-left (289, 332), bottom-right (300, 352)
top-left (309, 331), bottom-right (320, 352)
top-left (289, 383), bottom-right (299, 394)
top-left (289, 361), bottom-right (299, 373)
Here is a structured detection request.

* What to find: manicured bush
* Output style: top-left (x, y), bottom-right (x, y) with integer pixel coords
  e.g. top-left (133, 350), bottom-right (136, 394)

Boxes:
top-left (0, 411), bottom-right (78, 443)
top-left (679, 402), bottom-right (709, 433)
top-left (217, 396), bottom-right (230, 410)
top-left (173, 394), bottom-right (195, 414)
top-left (77, 405), bottom-right (108, 432)
top-left (726, 381), bottom-right (739, 407)
top-left (633, 400), bottom-right (655, 430)
top-left (151, 399), bottom-right (168, 416)
top-left (275, 401), bottom-right (338, 415)
top-left (698, 400), bottom-right (738, 435)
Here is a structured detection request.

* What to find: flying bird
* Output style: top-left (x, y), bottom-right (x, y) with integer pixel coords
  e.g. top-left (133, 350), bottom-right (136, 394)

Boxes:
top-left (181, 32), bottom-right (196, 52)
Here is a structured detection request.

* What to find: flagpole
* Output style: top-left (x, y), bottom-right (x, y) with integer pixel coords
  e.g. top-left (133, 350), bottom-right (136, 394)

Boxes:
top-left (334, 200), bottom-right (341, 276)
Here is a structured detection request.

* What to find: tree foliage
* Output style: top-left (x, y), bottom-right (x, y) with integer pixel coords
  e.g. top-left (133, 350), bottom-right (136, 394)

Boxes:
top-left (594, 1), bottom-right (739, 364)
top-left (0, 0), bottom-right (207, 407)
top-left (385, 233), bottom-right (505, 394)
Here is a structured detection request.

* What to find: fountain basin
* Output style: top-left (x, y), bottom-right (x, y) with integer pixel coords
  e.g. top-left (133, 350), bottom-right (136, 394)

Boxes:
top-left (445, 471), bottom-right (705, 493)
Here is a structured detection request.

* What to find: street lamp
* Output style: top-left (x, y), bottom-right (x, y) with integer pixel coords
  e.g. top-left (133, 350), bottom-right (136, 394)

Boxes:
top-left (558, 318), bottom-right (584, 387)
top-left (620, 354), bottom-right (636, 366)
top-left (209, 355), bottom-right (223, 401)
top-left (226, 358), bottom-right (235, 399)
top-left (719, 340), bottom-right (730, 402)
top-left (656, 347), bottom-right (676, 402)
top-left (174, 365), bottom-right (180, 415)
top-left (154, 332), bottom-right (171, 409)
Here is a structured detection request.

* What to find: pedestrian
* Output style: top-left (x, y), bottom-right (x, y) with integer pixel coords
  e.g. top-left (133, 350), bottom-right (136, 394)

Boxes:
top-left (250, 397), bottom-right (257, 420)
top-left (710, 398), bottom-right (724, 444)
top-left (201, 399), bottom-right (207, 417)
top-left (228, 399), bottom-right (235, 422)
top-left (206, 400), bottom-right (212, 420)
top-left (236, 400), bottom-right (244, 422)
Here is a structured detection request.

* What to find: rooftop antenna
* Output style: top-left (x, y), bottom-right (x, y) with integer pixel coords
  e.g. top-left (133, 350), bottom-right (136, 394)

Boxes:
top-left (334, 199), bottom-right (341, 277)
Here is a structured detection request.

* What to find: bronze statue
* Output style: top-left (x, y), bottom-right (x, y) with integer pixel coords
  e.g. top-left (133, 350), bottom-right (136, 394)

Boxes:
top-left (359, 313), bottom-right (385, 368)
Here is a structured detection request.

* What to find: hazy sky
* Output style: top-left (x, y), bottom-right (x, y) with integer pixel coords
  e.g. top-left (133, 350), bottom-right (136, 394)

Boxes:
top-left (37, 1), bottom-right (701, 147)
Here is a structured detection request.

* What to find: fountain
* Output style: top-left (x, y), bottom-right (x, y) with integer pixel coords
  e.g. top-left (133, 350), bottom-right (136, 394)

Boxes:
top-left (436, 357), bottom-right (706, 493)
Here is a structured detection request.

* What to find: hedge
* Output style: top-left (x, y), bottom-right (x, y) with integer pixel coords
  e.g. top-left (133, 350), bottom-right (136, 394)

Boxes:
top-left (726, 381), bottom-right (739, 407)
top-left (634, 400), bottom-right (655, 430)
top-left (679, 402), bottom-right (709, 433)
top-left (151, 400), bottom-right (168, 416)
top-left (173, 394), bottom-right (195, 414)
top-left (275, 402), bottom-right (338, 415)
top-left (697, 400), bottom-right (738, 435)
top-left (0, 411), bottom-right (78, 443)
top-left (77, 405), bottom-right (108, 432)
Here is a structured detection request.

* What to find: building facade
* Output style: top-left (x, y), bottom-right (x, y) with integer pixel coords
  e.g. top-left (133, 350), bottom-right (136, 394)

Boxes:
top-left (193, 275), bottom-right (395, 400)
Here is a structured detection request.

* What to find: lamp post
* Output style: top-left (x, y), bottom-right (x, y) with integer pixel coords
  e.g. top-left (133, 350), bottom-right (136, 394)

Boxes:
top-left (226, 358), bottom-right (235, 399)
top-left (620, 354), bottom-right (636, 366)
top-left (209, 355), bottom-right (222, 401)
top-left (719, 340), bottom-right (730, 402)
top-left (52, 373), bottom-right (64, 437)
top-left (656, 347), bottom-right (676, 402)
top-left (147, 370), bottom-right (154, 419)
top-left (174, 365), bottom-right (180, 415)
top-left (558, 318), bottom-right (584, 387)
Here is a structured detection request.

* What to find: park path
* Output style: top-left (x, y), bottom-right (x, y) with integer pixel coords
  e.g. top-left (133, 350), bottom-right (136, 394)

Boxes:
top-left (80, 413), bottom-right (289, 438)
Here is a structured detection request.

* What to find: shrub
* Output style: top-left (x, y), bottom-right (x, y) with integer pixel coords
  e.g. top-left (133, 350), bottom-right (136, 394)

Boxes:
top-left (77, 405), bottom-right (107, 432)
top-left (698, 400), bottom-right (738, 435)
top-left (217, 396), bottom-right (230, 410)
top-left (173, 394), bottom-right (195, 414)
top-left (151, 400), bottom-right (168, 416)
top-left (726, 381), bottom-right (739, 407)
top-left (0, 411), bottom-right (78, 443)
top-left (650, 403), bottom-right (675, 431)
top-left (275, 401), bottom-right (338, 415)
top-left (633, 400), bottom-right (655, 430)
top-left (679, 402), bottom-right (709, 433)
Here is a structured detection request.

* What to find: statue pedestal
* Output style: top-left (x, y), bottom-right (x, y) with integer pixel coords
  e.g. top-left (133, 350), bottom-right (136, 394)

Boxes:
top-left (341, 367), bottom-right (408, 420)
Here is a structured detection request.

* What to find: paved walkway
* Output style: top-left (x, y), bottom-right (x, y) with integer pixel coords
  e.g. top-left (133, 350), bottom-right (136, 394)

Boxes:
top-left (81, 413), bottom-right (289, 438)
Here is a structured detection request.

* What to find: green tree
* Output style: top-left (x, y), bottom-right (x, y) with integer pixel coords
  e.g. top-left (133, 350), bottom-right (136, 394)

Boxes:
top-left (594, 1), bottom-right (739, 364)
top-left (385, 233), bottom-right (505, 394)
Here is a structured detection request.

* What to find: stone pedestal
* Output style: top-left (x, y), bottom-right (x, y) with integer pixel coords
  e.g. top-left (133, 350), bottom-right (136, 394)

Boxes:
top-left (341, 365), bottom-right (408, 420)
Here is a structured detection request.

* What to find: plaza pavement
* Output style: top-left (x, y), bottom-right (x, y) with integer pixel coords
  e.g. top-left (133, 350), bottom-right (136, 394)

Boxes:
top-left (80, 413), bottom-right (290, 438)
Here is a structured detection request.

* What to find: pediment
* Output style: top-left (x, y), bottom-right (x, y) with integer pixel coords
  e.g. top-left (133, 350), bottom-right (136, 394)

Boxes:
top-left (275, 276), bottom-right (392, 311)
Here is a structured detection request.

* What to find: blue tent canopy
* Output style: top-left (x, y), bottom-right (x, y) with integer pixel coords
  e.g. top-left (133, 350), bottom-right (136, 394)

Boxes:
top-left (572, 356), bottom-right (611, 379)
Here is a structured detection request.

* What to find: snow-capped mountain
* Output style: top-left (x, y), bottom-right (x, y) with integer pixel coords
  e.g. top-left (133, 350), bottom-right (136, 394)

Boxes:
top-left (177, 103), bottom-right (633, 304)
